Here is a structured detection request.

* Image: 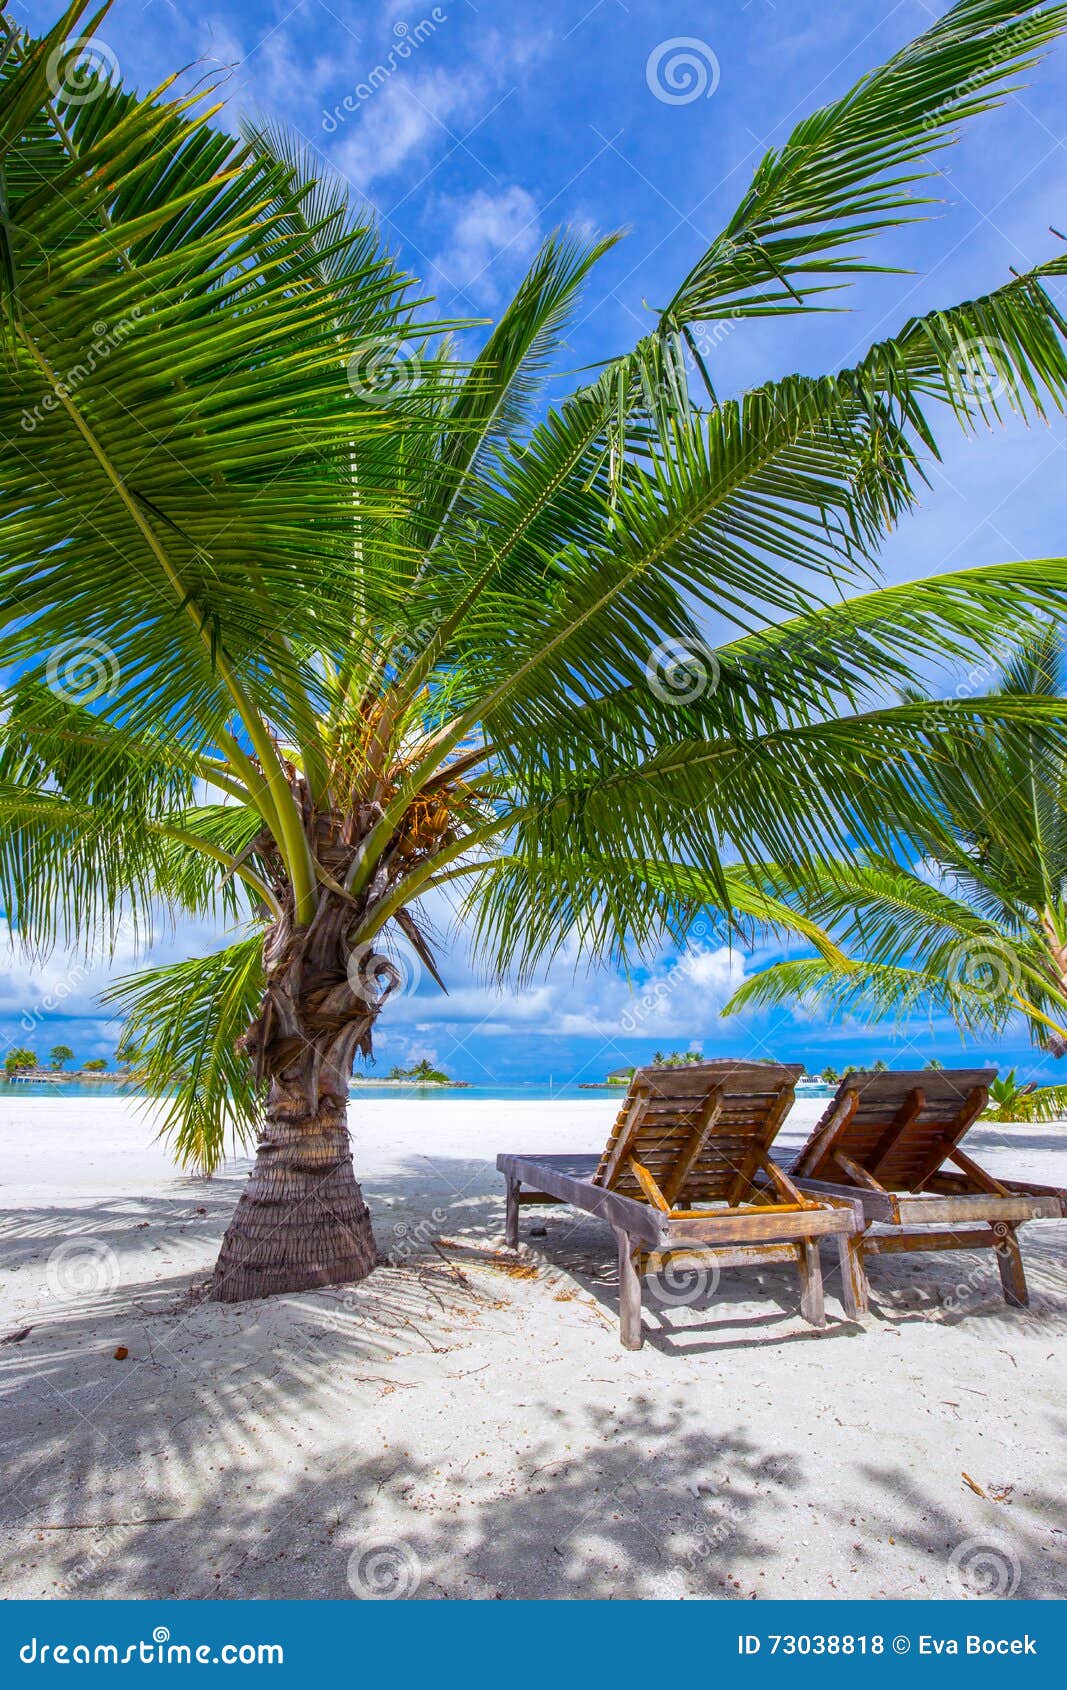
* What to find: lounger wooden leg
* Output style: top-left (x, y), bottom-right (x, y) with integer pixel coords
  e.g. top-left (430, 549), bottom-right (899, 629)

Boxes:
top-left (614, 1226), bottom-right (643, 1350)
top-left (836, 1231), bottom-right (869, 1321)
top-left (993, 1221), bottom-right (1028, 1308)
top-left (797, 1238), bottom-right (826, 1327)
top-left (505, 1178), bottom-right (520, 1249)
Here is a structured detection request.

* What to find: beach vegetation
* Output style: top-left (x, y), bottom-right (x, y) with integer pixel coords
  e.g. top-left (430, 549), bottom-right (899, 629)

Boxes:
top-left (983, 1068), bottom-right (1067, 1121)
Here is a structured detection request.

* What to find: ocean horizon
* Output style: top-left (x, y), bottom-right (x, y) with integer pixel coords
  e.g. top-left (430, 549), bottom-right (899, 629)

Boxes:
top-left (0, 1078), bottom-right (837, 1103)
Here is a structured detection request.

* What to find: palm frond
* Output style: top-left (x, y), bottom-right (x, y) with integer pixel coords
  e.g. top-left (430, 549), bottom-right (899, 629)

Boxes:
top-left (103, 936), bottom-right (265, 1174)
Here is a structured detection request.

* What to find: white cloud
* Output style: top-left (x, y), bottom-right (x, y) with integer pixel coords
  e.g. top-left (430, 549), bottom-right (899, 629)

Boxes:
top-left (372, 941), bottom-right (747, 1044)
top-left (432, 185), bottom-right (540, 296)
top-left (194, 16), bottom-right (339, 122)
top-left (332, 68), bottom-right (476, 189)
top-left (0, 913), bottom-right (235, 1039)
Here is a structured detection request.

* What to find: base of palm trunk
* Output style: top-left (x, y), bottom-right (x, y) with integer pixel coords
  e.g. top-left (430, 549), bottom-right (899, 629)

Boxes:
top-left (210, 1112), bottom-right (376, 1303)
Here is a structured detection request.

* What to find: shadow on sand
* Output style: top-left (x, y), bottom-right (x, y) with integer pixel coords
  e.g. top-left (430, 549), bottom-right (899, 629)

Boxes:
top-left (1, 1154), bottom-right (1064, 1599)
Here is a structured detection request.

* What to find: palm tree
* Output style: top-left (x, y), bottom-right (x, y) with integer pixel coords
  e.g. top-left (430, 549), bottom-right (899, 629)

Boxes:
top-left (984, 1067), bottom-right (1067, 1120)
top-left (726, 633), bottom-right (1067, 1051)
top-left (6, 2), bottom-right (1067, 1301)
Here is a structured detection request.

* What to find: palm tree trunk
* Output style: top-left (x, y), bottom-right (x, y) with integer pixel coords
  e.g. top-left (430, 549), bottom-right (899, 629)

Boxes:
top-left (209, 918), bottom-right (389, 1301)
top-left (210, 1095), bottom-right (376, 1302)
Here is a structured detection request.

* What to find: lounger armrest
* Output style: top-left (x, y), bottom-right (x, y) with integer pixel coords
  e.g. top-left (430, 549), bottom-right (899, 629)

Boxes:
top-left (790, 1174), bottom-right (900, 1225)
top-left (998, 1178), bottom-right (1067, 1216)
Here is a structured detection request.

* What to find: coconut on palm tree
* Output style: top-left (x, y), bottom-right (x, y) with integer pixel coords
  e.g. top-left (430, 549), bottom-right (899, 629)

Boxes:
top-left (6, 1), bottom-right (1067, 1302)
top-left (726, 633), bottom-right (1067, 1051)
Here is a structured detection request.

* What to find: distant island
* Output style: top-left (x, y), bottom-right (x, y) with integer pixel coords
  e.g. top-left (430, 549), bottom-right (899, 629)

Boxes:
top-left (3, 1045), bottom-right (139, 1084)
top-left (351, 1060), bottom-right (469, 1089)
top-left (2, 1047), bottom-right (469, 1090)
top-left (580, 1052), bottom-right (705, 1089)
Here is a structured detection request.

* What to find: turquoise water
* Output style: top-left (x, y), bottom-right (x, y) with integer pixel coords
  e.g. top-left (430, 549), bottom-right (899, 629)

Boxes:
top-left (2, 1079), bottom-right (835, 1103)
top-left (1, 1080), bottom-right (620, 1103)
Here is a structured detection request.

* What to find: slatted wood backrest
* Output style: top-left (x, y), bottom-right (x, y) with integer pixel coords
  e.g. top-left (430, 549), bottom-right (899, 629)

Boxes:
top-left (791, 1068), bottom-right (996, 1193)
top-left (592, 1060), bottom-right (804, 1208)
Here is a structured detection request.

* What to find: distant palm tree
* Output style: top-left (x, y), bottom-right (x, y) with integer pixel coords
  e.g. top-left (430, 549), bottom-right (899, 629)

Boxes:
top-left (727, 634), bottom-right (1067, 1052)
top-left (5, 2), bottom-right (1067, 1302)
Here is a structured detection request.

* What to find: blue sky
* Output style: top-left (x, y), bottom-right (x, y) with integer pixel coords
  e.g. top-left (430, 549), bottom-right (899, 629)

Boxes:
top-left (7, 0), bottom-right (1067, 1086)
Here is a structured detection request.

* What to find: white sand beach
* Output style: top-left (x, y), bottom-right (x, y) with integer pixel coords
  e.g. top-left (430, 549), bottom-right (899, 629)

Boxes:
top-left (1, 1094), bottom-right (1064, 1602)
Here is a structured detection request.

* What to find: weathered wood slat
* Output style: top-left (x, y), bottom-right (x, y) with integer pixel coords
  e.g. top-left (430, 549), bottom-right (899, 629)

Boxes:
top-left (627, 1155), bottom-right (671, 1211)
top-left (896, 1193), bottom-right (1050, 1225)
top-left (907, 1086), bottom-right (989, 1191)
top-left (863, 1228), bottom-right (1000, 1254)
top-left (660, 1088), bottom-right (725, 1206)
top-left (596, 1085), bottom-right (651, 1190)
top-left (792, 1089), bottom-right (859, 1178)
top-left (638, 1240), bottom-right (800, 1272)
top-left (789, 1175), bottom-right (899, 1223)
top-left (869, 1086), bottom-right (925, 1178)
top-left (833, 1151), bottom-right (888, 1194)
top-left (725, 1074), bottom-right (798, 1206)
top-left (792, 1069), bottom-right (996, 1190)
top-left (664, 1206), bottom-right (854, 1246)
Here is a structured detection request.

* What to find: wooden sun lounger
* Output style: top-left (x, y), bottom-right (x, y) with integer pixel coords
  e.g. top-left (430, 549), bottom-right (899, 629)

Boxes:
top-left (785, 1067), bottom-right (1066, 1316)
top-left (497, 1060), bottom-right (863, 1350)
